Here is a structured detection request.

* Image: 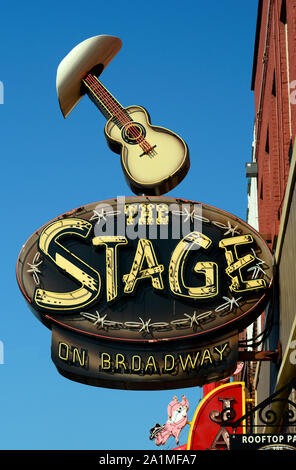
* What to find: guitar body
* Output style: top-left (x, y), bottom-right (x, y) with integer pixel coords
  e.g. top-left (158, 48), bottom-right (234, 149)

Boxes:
top-left (104, 106), bottom-right (190, 195)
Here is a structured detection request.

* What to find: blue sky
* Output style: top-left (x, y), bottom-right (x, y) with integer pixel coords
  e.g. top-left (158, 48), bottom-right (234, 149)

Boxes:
top-left (0, 0), bottom-right (258, 450)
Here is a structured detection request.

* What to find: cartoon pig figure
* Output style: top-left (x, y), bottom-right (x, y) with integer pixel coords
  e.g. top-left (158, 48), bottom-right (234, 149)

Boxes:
top-left (150, 395), bottom-right (189, 446)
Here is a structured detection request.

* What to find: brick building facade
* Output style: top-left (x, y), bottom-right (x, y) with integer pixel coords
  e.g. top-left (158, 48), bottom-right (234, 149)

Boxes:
top-left (251, 0), bottom-right (296, 246)
top-left (246, 0), bottom-right (296, 432)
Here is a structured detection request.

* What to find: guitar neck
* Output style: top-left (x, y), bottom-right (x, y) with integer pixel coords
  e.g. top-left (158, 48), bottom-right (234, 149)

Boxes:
top-left (82, 73), bottom-right (130, 127)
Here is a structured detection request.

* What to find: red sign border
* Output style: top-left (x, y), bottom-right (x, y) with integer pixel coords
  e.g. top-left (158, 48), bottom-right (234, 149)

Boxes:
top-left (187, 381), bottom-right (246, 450)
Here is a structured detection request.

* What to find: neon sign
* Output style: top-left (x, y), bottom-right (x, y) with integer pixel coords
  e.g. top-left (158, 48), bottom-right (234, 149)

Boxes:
top-left (17, 197), bottom-right (273, 389)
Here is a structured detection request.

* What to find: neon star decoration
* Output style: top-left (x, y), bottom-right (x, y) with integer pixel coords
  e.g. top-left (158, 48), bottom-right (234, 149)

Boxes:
top-left (247, 248), bottom-right (267, 279)
top-left (215, 296), bottom-right (243, 313)
top-left (222, 221), bottom-right (241, 237)
top-left (26, 252), bottom-right (43, 285)
top-left (90, 208), bottom-right (121, 223)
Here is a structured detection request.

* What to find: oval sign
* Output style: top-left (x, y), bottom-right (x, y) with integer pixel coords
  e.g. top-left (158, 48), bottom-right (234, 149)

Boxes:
top-left (17, 196), bottom-right (273, 342)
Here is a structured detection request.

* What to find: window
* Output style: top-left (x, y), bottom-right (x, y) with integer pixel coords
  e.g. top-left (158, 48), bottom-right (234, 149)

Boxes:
top-left (280, 0), bottom-right (287, 24)
top-left (260, 177), bottom-right (263, 200)
top-left (272, 70), bottom-right (276, 96)
top-left (265, 128), bottom-right (269, 154)
top-left (289, 138), bottom-right (293, 165)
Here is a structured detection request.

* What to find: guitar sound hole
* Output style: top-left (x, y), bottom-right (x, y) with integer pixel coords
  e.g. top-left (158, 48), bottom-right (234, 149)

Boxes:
top-left (121, 122), bottom-right (146, 145)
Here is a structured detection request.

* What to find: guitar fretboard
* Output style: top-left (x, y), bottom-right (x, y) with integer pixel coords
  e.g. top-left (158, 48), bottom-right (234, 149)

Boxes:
top-left (82, 74), bottom-right (130, 128)
top-left (82, 73), bottom-right (154, 155)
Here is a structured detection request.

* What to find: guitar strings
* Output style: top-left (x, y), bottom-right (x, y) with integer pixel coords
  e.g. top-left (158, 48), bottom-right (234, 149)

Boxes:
top-left (83, 76), bottom-right (125, 124)
top-left (86, 77), bottom-right (152, 155)
top-left (86, 74), bottom-right (133, 128)
top-left (88, 75), bottom-right (153, 154)
top-left (84, 74), bottom-right (153, 154)
top-left (85, 75), bottom-right (127, 124)
top-left (84, 74), bottom-right (148, 148)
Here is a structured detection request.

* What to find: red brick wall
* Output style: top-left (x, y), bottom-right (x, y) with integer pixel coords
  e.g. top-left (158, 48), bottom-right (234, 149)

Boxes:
top-left (287, 1), bottom-right (296, 139)
top-left (252, 0), bottom-right (296, 245)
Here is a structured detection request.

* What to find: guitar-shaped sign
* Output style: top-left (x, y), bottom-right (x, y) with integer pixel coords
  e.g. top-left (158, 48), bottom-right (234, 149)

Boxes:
top-left (56, 35), bottom-right (190, 195)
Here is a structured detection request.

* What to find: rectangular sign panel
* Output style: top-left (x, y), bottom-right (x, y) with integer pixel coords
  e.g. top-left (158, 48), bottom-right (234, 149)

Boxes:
top-left (51, 326), bottom-right (238, 390)
top-left (230, 433), bottom-right (296, 451)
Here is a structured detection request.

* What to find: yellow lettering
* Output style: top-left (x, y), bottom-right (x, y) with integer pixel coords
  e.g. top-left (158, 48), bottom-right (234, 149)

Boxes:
top-left (189, 261), bottom-right (219, 298)
top-left (139, 203), bottom-right (155, 225)
top-left (156, 204), bottom-right (169, 225)
top-left (35, 218), bottom-right (101, 310)
top-left (169, 231), bottom-right (218, 299)
top-left (123, 239), bottom-right (164, 293)
top-left (115, 353), bottom-right (127, 370)
top-left (92, 236), bottom-right (127, 302)
top-left (145, 355), bottom-right (157, 372)
top-left (200, 349), bottom-right (213, 365)
top-left (214, 343), bottom-right (229, 361)
top-left (164, 354), bottom-right (175, 371)
top-left (179, 352), bottom-right (200, 371)
top-left (72, 347), bottom-right (87, 367)
top-left (219, 235), bottom-right (266, 292)
top-left (58, 342), bottom-right (69, 361)
top-left (124, 204), bottom-right (138, 225)
top-left (132, 355), bottom-right (142, 371)
top-left (101, 353), bottom-right (111, 370)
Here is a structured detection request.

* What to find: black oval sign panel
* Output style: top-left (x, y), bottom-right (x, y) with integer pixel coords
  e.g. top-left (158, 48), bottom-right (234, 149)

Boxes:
top-left (17, 196), bottom-right (273, 389)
